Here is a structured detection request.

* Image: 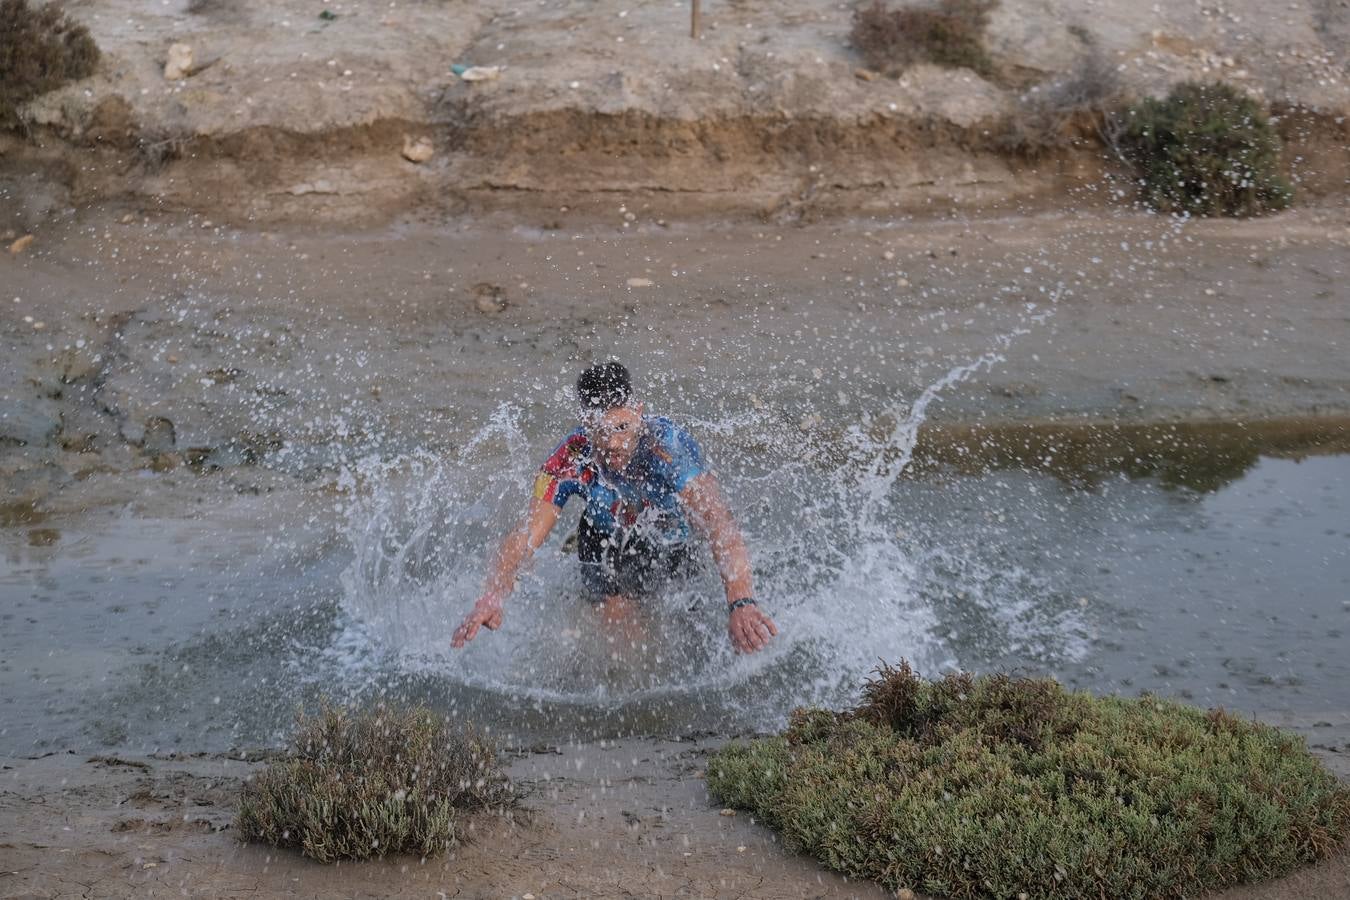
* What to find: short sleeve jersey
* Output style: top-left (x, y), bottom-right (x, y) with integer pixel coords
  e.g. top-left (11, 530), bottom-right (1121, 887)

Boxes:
top-left (533, 416), bottom-right (706, 543)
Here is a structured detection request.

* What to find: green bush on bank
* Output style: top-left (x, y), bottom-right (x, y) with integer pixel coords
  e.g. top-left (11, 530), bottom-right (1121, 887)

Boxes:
top-left (1117, 81), bottom-right (1292, 217)
top-left (237, 703), bottom-right (516, 862)
top-left (0, 0), bottom-right (100, 128)
top-left (709, 662), bottom-right (1350, 899)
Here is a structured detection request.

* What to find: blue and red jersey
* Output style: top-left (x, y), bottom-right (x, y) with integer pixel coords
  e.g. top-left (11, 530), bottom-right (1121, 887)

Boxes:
top-left (533, 416), bottom-right (706, 543)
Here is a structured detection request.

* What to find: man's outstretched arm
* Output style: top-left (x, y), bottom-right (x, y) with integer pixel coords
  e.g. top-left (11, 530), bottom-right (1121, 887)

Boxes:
top-left (680, 472), bottom-right (778, 653)
top-left (452, 497), bottom-right (560, 648)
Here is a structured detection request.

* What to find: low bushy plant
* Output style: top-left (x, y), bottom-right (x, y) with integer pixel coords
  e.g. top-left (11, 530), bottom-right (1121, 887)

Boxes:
top-left (709, 662), bottom-right (1350, 899)
top-left (851, 0), bottom-right (998, 78)
top-left (1117, 81), bottom-right (1292, 217)
top-left (0, 0), bottom-right (100, 128)
top-left (998, 53), bottom-right (1121, 158)
top-left (236, 703), bottom-right (516, 862)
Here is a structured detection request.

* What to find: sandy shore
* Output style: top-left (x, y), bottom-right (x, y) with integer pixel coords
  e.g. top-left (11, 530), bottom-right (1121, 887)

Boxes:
top-left (2, 721), bottom-right (1347, 900)
top-left (4, 204), bottom-right (1349, 516)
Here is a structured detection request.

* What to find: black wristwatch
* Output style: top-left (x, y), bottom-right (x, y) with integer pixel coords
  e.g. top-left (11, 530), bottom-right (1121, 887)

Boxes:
top-left (728, 597), bottom-right (757, 612)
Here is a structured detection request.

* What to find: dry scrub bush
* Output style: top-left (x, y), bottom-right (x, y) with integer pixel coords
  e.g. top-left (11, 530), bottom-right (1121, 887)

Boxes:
top-left (851, 0), bottom-right (997, 78)
top-left (0, 0), bottom-right (99, 128)
top-left (1117, 81), bottom-right (1292, 217)
top-left (236, 703), bottom-right (516, 862)
top-left (998, 53), bottom-right (1122, 158)
top-left (185, 0), bottom-right (238, 14)
top-left (710, 662), bottom-right (1350, 899)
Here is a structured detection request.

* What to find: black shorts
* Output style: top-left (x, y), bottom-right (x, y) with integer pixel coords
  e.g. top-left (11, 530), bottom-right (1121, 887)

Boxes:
top-left (577, 516), bottom-right (693, 600)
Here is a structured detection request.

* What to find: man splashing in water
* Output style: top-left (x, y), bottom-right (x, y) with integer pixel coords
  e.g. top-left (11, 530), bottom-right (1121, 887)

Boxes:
top-left (452, 362), bottom-right (778, 653)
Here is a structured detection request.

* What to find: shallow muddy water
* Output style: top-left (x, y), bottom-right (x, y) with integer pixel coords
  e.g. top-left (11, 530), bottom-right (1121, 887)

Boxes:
top-left (3, 421), bottom-right (1346, 755)
top-left (3, 211), bottom-right (1348, 755)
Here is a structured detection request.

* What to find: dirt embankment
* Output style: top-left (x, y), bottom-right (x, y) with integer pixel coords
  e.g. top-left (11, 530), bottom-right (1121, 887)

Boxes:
top-left (2, 0), bottom-right (1348, 227)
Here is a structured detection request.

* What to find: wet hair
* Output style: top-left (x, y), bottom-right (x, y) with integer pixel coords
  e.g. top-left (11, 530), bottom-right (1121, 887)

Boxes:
top-left (576, 362), bottom-right (632, 410)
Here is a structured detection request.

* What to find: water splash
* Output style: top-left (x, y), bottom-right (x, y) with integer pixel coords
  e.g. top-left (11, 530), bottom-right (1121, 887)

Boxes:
top-left (333, 295), bottom-right (1084, 735)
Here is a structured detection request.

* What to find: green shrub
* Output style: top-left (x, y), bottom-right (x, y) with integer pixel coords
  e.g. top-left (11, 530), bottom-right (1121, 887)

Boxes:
top-left (851, 0), bottom-right (997, 78)
top-left (236, 703), bottom-right (516, 862)
top-left (709, 662), bottom-right (1350, 899)
top-left (1117, 81), bottom-right (1292, 217)
top-left (0, 0), bottom-right (100, 128)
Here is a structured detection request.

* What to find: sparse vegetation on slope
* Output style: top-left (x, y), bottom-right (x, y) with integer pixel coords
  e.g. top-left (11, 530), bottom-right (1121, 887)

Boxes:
top-left (851, 0), bottom-right (998, 78)
top-left (0, 0), bottom-right (99, 128)
top-left (1117, 81), bottom-right (1292, 217)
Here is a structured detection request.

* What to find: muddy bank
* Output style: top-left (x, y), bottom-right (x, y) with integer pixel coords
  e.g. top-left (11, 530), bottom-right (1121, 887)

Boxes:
top-left (3, 0), bottom-right (1348, 226)
top-left (3, 206), bottom-right (1348, 520)
top-left (1, 733), bottom-right (1347, 899)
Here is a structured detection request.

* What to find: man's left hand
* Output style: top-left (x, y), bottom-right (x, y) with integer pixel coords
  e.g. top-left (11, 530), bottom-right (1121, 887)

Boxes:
top-left (729, 604), bottom-right (778, 653)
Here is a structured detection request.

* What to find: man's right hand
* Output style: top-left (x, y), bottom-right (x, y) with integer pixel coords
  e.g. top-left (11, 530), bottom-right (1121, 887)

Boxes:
top-left (451, 594), bottom-right (505, 648)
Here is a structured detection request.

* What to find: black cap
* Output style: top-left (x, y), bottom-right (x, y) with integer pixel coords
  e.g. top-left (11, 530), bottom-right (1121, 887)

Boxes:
top-left (576, 362), bottom-right (631, 410)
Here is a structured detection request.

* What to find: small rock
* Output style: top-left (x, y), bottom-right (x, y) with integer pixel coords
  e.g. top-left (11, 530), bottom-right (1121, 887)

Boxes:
top-left (882, 250), bottom-right (895, 260)
top-left (896, 277), bottom-right (910, 288)
top-left (120, 213), bottom-right (135, 224)
top-left (472, 282), bottom-right (507, 314)
top-left (164, 43), bottom-right (194, 80)
top-left (854, 68), bottom-right (878, 81)
top-left (401, 135), bottom-right (434, 163)
top-left (460, 65), bottom-right (501, 82)
top-left (626, 277), bottom-right (654, 288)
top-left (9, 234), bottom-right (34, 254)
top-left (898, 890), bottom-right (916, 900)
top-left (142, 417), bottom-right (177, 456)
top-left (719, 808), bottom-right (736, 817)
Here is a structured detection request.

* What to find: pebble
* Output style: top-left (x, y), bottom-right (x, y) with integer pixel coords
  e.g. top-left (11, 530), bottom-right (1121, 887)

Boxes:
top-left (719, 808), bottom-right (736, 817)
top-left (882, 250), bottom-right (895, 260)
top-left (460, 65), bottom-right (501, 82)
top-left (896, 277), bottom-right (910, 288)
top-left (120, 214), bottom-right (135, 224)
top-left (473, 283), bottom-right (508, 314)
top-left (9, 234), bottom-right (34, 254)
top-left (164, 43), bottom-right (194, 80)
top-left (626, 277), bottom-right (654, 288)
top-left (898, 890), bottom-right (916, 900)
top-left (402, 135), bottom-right (434, 163)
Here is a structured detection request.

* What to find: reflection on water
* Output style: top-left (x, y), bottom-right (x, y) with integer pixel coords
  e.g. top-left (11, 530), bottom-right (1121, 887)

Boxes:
top-left (2, 384), bottom-right (1348, 754)
top-left (3, 443), bottom-right (1345, 755)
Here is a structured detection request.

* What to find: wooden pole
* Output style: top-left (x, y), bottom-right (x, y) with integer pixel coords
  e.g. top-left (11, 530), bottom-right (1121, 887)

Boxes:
top-left (691, 0), bottom-right (701, 39)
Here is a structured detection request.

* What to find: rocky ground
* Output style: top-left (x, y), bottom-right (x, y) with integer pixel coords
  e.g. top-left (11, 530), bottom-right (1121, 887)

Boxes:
top-left (2, 0), bottom-right (1348, 227)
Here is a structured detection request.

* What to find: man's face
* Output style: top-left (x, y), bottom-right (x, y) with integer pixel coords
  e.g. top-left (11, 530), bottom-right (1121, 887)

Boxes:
top-left (588, 403), bottom-right (644, 472)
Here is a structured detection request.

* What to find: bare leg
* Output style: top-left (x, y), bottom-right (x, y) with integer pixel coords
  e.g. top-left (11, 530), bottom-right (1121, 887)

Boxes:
top-left (596, 593), bottom-right (647, 656)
